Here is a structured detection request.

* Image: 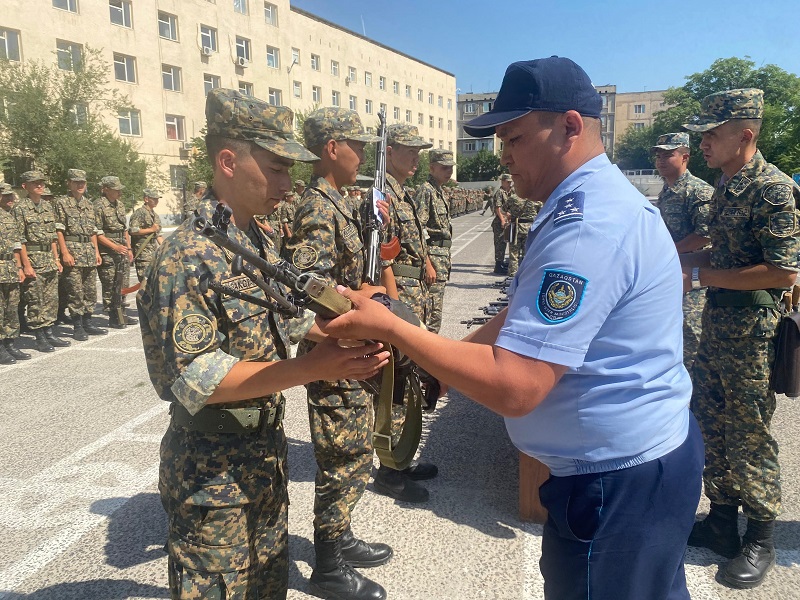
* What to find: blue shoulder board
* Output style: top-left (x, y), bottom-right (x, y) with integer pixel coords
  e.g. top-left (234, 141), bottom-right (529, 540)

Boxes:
top-left (553, 191), bottom-right (585, 226)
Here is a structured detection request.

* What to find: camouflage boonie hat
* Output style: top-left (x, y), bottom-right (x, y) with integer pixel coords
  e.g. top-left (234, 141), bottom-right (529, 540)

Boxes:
top-left (143, 188), bottom-right (161, 199)
top-left (193, 181), bottom-right (206, 192)
top-left (303, 107), bottom-right (380, 149)
top-left (387, 124), bottom-right (433, 148)
top-left (205, 88), bottom-right (318, 162)
top-left (683, 88), bottom-right (764, 132)
top-left (651, 132), bottom-right (690, 151)
top-left (21, 170), bottom-right (46, 183)
top-left (0, 183), bottom-right (13, 195)
top-left (430, 149), bottom-right (455, 166)
top-left (67, 169), bottom-right (87, 182)
top-left (100, 175), bottom-right (124, 190)
top-left (499, 173), bottom-right (513, 181)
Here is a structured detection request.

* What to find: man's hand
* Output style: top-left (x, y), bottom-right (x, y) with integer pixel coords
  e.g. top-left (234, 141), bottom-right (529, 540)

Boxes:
top-left (116, 243), bottom-right (128, 255)
top-left (23, 265), bottom-right (36, 280)
top-left (303, 337), bottom-right (390, 382)
top-left (17, 268), bottom-right (25, 284)
top-left (62, 252), bottom-right (75, 267)
top-left (318, 286), bottom-right (395, 342)
top-left (95, 252), bottom-right (102, 266)
top-left (377, 199), bottom-right (390, 228)
top-left (424, 258), bottom-right (436, 285)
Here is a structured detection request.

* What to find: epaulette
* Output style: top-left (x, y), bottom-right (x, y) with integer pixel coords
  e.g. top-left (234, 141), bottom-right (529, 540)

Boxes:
top-left (553, 191), bottom-right (585, 226)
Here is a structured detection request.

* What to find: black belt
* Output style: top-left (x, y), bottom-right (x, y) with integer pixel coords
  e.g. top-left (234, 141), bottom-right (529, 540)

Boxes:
top-left (64, 234), bottom-right (92, 242)
top-left (707, 289), bottom-right (778, 308)
top-left (24, 242), bottom-right (53, 252)
top-left (170, 401), bottom-right (285, 434)
top-left (0, 253), bottom-right (15, 260)
top-left (517, 218), bottom-right (535, 223)
top-left (428, 239), bottom-right (452, 248)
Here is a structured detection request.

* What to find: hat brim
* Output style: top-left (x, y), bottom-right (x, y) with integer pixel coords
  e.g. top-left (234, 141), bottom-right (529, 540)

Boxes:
top-left (389, 138), bottom-right (433, 149)
top-left (682, 119), bottom-right (728, 133)
top-left (433, 159), bottom-right (456, 166)
top-left (345, 133), bottom-right (381, 144)
top-left (463, 109), bottom-right (533, 138)
top-left (254, 138), bottom-right (320, 162)
top-left (650, 144), bottom-right (684, 151)
top-left (68, 178), bottom-right (87, 182)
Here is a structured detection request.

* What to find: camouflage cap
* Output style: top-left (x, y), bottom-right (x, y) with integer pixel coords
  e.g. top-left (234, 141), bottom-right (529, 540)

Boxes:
top-left (205, 88), bottom-right (319, 162)
top-left (683, 88), bottom-right (764, 133)
top-left (193, 181), bottom-right (207, 192)
top-left (429, 149), bottom-right (455, 166)
top-left (143, 188), bottom-right (161, 199)
top-left (67, 169), bottom-right (87, 182)
top-left (0, 183), bottom-right (13, 195)
top-left (499, 173), bottom-right (513, 181)
top-left (387, 124), bottom-right (433, 149)
top-left (284, 191), bottom-right (295, 198)
top-left (21, 170), bottom-right (46, 183)
top-left (295, 179), bottom-right (306, 187)
top-left (100, 175), bottom-right (125, 190)
top-left (303, 107), bottom-right (380, 149)
top-left (651, 132), bottom-right (690, 151)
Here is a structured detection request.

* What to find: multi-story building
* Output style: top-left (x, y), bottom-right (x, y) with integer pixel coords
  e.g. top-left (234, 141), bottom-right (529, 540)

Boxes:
top-left (614, 90), bottom-right (667, 144)
top-left (0, 0), bottom-right (456, 220)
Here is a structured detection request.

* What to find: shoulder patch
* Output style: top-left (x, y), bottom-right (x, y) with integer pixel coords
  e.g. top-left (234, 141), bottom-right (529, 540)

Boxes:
top-left (763, 183), bottom-right (792, 206)
top-left (172, 314), bottom-right (216, 354)
top-left (768, 212), bottom-right (797, 238)
top-left (553, 191), bottom-right (585, 226)
top-left (292, 245), bottom-right (318, 270)
top-left (537, 270), bottom-right (587, 323)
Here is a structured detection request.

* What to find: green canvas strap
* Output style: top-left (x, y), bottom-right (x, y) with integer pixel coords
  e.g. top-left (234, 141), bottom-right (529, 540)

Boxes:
top-left (132, 232), bottom-right (156, 262)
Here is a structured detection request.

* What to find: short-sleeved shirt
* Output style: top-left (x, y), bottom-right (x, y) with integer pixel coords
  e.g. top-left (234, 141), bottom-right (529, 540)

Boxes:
top-left (0, 205), bottom-right (22, 283)
top-left (657, 170), bottom-right (713, 243)
top-left (54, 194), bottom-right (98, 267)
top-left (94, 196), bottom-right (128, 251)
top-left (496, 153), bottom-right (691, 476)
top-left (13, 196), bottom-right (58, 273)
top-left (129, 205), bottom-right (162, 263)
top-left (414, 176), bottom-right (452, 256)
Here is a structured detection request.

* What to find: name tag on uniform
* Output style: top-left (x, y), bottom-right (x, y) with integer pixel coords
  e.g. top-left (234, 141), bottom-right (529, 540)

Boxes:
top-left (720, 207), bottom-right (750, 219)
top-left (343, 223), bottom-right (359, 243)
top-left (221, 275), bottom-right (257, 294)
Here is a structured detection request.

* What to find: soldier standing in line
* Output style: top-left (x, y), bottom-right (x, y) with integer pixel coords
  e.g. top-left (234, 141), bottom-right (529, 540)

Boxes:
top-left (182, 181), bottom-right (206, 221)
top-left (491, 174), bottom-right (512, 274)
top-left (504, 191), bottom-right (543, 278)
top-left (128, 189), bottom-right (164, 282)
top-left (15, 171), bottom-right (70, 353)
top-left (652, 132), bottom-right (713, 372)
top-left (682, 89), bottom-right (800, 588)
top-left (284, 107), bottom-right (391, 600)
top-left (414, 149), bottom-right (455, 333)
top-left (95, 176), bottom-right (136, 329)
top-left (54, 169), bottom-right (106, 341)
top-left (295, 178), bottom-right (306, 197)
top-left (0, 183), bottom-right (29, 364)
top-left (280, 190), bottom-right (296, 239)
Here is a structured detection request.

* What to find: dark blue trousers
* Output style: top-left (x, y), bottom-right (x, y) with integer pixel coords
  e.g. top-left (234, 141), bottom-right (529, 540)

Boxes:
top-left (539, 415), bottom-right (703, 600)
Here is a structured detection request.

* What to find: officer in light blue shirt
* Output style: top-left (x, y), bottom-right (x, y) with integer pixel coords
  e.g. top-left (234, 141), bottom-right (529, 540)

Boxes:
top-left (320, 57), bottom-right (703, 600)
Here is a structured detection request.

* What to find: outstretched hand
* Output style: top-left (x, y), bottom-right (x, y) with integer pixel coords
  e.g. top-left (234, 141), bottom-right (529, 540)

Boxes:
top-left (317, 285), bottom-right (396, 342)
top-left (304, 336), bottom-right (390, 382)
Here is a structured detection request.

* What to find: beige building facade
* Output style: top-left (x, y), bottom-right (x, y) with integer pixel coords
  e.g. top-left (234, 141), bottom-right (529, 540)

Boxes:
top-left (1, 0), bottom-right (456, 221)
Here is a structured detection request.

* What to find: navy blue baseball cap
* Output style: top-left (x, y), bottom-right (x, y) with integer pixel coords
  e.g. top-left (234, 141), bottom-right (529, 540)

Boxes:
top-left (463, 57), bottom-right (602, 138)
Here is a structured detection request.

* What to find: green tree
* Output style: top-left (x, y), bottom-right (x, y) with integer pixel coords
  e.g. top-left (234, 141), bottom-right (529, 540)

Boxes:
top-left (614, 125), bottom-right (656, 170)
top-left (456, 149), bottom-right (504, 182)
top-left (0, 47), bottom-right (148, 209)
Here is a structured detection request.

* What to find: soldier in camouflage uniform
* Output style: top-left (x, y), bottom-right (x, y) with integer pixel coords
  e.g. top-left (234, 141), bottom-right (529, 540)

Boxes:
top-left (95, 176), bottom-right (136, 329)
top-left (279, 191), bottom-right (296, 239)
top-left (128, 189), bottom-right (164, 282)
top-left (682, 89), bottom-right (800, 589)
top-left (481, 185), bottom-right (493, 215)
top-left (283, 107), bottom-right (392, 600)
top-left (652, 133), bottom-right (713, 373)
top-left (54, 169), bottom-right (106, 341)
top-left (182, 181), bottom-right (206, 221)
top-left (295, 179), bottom-right (306, 197)
top-left (491, 174), bottom-right (512, 274)
top-left (137, 89), bottom-right (387, 600)
top-left (505, 192), bottom-right (542, 278)
top-left (0, 184), bottom-right (29, 364)
top-left (414, 149), bottom-right (454, 333)
top-left (15, 171), bottom-right (70, 353)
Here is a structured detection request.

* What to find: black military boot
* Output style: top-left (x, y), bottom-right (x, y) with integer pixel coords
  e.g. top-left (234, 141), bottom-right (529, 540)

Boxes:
top-left (0, 342), bottom-right (16, 365)
top-left (493, 260), bottom-right (506, 275)
top-left (340, 527), bottom-right (393, 568)
top-left (687, 503), bottom-right (741, 558)
top-left (108, 309), bottom-right (126, 329)
top-left (82, 313), bottom-right (107, 336)
top-left (124, 313), bottom-right (138, 326)
top-left (4, 339), bottom-right (31, 360)
top-left (45, 326), bottom-right (71, 347)
top-left (309, 534), bottom-right (386, 600)
top-left (72, 314), bottom-right (88, 341)
top-left (722, 518), bottom-right (776, 589)
top-left (400, 460), bottom-right (439, 481)
top-left (373, 464), bottom-right (429, 503)
top-left (33, 329), bottom-right (55, 353)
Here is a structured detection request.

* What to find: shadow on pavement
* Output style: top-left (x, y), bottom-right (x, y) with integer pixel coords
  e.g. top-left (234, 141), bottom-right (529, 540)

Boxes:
top-left (288, 533), bottom-right (315, 595)
top-left (91, 492), bottom-right (167, 569)
top-left (0, 580), bottom-right (168, 599)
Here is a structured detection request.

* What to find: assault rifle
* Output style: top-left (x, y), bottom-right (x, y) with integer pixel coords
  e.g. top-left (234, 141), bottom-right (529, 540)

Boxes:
top-left (363, 108), bottom-right (387, 286)
top-left (461, 316), bottom-right (492, 329)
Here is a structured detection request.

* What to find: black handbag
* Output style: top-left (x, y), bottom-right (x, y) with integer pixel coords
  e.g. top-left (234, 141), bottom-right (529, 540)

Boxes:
top-left (770, 312), bottom-right (800, 397)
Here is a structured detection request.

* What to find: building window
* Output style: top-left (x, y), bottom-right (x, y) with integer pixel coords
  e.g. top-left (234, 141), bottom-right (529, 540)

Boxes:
top-left (263, 2), bottom-right (278, 26)
top-left (417, 89), bottom-right (423, 101)
top-left (291, 47), bottom-right (299, 66)
top-left (379, 102), bottom-right (387, 115)
top-left (109, 0), bottom-right (132, 27)
top-left (393, 107), bottom-right (400, 120)
top-left (447, 98), bottom-right (452, 110)
top-left (239, 81), bottom-right (253, 95)
top-left (417, 113), bottom-right (423, 125)
top-left (266, 46), bottom-right (280, 69)
top-left (379, 76), bottom-right (386, 91)
top-left (393, 81), bottom-right (399, 94)
top-left (56, 40), bottom-right (82, 71)
top-left (200, 25), bottom-right (217, 52)
top-left (349, 95), bottom-right (357, 111)
top-left (165, 114), bottom-right (185, 140)
top-left (447, 120), bottom-right (452, 131)
top-left (365, 99), bottom-right (373, 114)
top-left (52, 0), bottom-right (77, 13)
top-left (158, 12), bottom-right (178, 41)
top-left (65, 101), bottom-right (88, 125)
top-left (438, 117), bottom-right (443, 129)
top-left (463, 141), bottom-right (475, 151)
top-left (162, 64), bottom-right (182, 92)
top-left (633, 122), bottom-right (645, 129)
top-left (293, 81), bottom-right (301, 98)
top-left (204, 74), bottom-right (220, 96)
top-left (235, 36), bottom-right (251, 62)
top-left (330, 60), bottom-right (339, 76)
top-left (310, 53), bottom-right (320, 71)
top-left (331, 90), bottom-right (340, 107)
top-left (405, 85), bottom-right (411, 98)
top-left (405, 110), bottom-right (411, 123)
top-left (170, 165), bottom-right (188, 189)
top-left (448, 141), bottom-right (452, 151)
top-left (429, 138), bottom-right (434, 145)
top-left (428, 92), bottom-right (434, 105)
top-left (233, 0), bottom-right (247, 15)
top-left (634, 104), bottom-right (646, 114)
top-left (364, 71), bottom-right (372, 87)
top-left (348, 66), bottom-right (356, 82)
top-left (438, 95), bottom-right (443, 108)
top-left (482, 101), bottom-right (492, 112)
top-left (464, 103), bottom-right (475, 114)
top-left (118, 109), bottom-right (141, 136)
top-left (312, 86), bottom-right (321, 104)
top-left (429, 115), bottom-right (434, 128)
top-left (268, 88), bottom-right (282, 106)
top-left (0, 28), bottom-right (21, 62)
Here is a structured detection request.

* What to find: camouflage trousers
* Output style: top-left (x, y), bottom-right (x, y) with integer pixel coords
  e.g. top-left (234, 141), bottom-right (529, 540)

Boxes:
top-left (160, 421), bottom-right (289, 600)
top-left (21, 269), bottom-right (58, 330)
top-left (691, 306), bottom-right (781, 520)
top-left (307, 383), bottom-right (374, 540)
top-left (97, 252), bottom-right (126, 310)
top-left (62, 265), bottom-right (97, 316)
top-left (135, 258), bottom-right (154, 282)
top-left (0, 281), bottom-right (20, 339)
top-left (426, 252), bottom-right (451, 334)
top-left (491, 218), bottom-right (507, 263)
top-left (508, 226), bottom-right (530, 278)
top-left (682, 289), bottom-right (706, 374)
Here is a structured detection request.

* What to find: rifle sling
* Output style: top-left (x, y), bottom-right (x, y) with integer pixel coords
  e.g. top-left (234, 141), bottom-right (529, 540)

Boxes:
top-left (132, 232), bottom-right (157, 262)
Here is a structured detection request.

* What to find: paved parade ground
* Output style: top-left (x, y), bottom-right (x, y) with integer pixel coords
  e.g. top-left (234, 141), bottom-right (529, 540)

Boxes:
top-left (1, 210), bottom-right (799, 599)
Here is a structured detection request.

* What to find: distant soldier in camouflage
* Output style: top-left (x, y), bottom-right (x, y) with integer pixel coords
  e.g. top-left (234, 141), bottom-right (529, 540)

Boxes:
top-left (652, 132), bottom-right (712, 372)
top-left (0, 184), bottom-right (29, 364)
top-left (492, 174), bottom-right (512, 274)
top-left (54, 169), bottom-right (106, 341)
top-left (95, 176), bottom-right (136, 329)
top-left (128, 189), bottom-right (164, 282)
top-left (295, 178), bottom-right (306, 196)
top-left (265, 197), bottom-right (285, 254)
top-left (183, 181), bottom-right (206, 221)
top-left (481, 185), bottom-right (493, 215)
top-left (137, 88), bottom-right (387, 600)
top-left (284, 107), bottom-right (393, 600)
top-left (415, 149), bottom-right (454, 333)
top-left (15, 171), bottom-right (70, 353)
top-left (505, 192), bottom-right (542, 278)
top-left (683, 89), bottom-right (800, 589)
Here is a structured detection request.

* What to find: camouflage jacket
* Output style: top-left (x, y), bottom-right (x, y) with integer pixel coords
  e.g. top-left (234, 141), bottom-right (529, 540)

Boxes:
top-left (709, 150), bottom-right (800, 289)
top-left (506, 193), bottom-right (542, 221)
top-left (137, 193), bottom-right (305, 416)
top-left (94, 196), bottom-right (128, 252)
top-left (54, 194), bottom-right (98, 267)
top-left (414, 176), bottom-right (452, 256)
top-left (279, 201), bottom-right (295, 225)
top-left (13, 196), bottom-right (58, 273)
top-left (382, 173), bottom-right (428, 281)
top-left (0, 205), bottom-right (22, 284)
top-left (129, 205), bottom-right (161, 263)
top-left (492, 188), bottom-right (510, 218)
top-left (657, 170), bottom-right (713, 244)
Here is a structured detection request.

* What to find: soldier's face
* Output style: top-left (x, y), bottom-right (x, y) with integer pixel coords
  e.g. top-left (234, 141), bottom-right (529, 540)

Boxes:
top-left (387, 144), bottom-right (420, 181)
top-left (22, 180), bottom-right (45, 200)
top-left (653, 148), bottom-right (687, 179)
top-left (430, 163), bottom-right (453, 185)
top-left (145, 197), bottom-right (159, 209)
top-left (699, 121), bottom-right (747, 172)
top-left (68, 180), bottom-right (86, 196)
top-left (236, 145), bottom-right (293, 218)
top-left (336, 139), bottom-right (366, 185)
top-left (104, 188), bottom-right (122, 201)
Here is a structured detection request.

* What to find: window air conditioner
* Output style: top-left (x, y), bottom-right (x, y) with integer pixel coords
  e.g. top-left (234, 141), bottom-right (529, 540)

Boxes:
top-left (237, 57), bottom-right (248, 67)
top-left (201, 46), bottom-right (213, 57)
top-left (180, 142), bottom-right (193, 151)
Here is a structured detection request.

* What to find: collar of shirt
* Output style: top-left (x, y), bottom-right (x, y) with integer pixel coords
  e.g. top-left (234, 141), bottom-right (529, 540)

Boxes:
top-left (310, 174), bottom-right (351, 217)
top-left (667, 170), bottom-right (691, 193)
top-left (723, 150), bottom-right (765, 197)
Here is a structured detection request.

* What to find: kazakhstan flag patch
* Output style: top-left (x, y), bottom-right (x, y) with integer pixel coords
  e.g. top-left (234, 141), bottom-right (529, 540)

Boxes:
top-left (537, 270), bottom-right (587, 323)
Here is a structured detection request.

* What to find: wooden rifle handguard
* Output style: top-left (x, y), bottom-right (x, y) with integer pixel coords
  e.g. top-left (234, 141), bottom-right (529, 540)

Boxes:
top-left (380, 236), bottom-right (401, 260)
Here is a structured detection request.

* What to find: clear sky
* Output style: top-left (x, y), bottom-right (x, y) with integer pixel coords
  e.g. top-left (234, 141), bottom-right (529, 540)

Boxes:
top-left (291, 0), bottom-right (800, 93)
